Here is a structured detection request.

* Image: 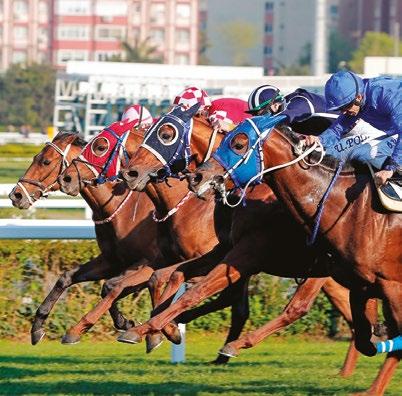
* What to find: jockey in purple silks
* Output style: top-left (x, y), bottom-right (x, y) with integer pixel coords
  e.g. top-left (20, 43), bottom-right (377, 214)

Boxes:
top-left (305, 71), bottom-right (402, 188)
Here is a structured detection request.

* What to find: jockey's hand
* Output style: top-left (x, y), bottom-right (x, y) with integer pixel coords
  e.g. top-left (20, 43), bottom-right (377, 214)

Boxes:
top-left (375, 170), bottom-right (394, 186)
top-left (304, 135), bottom-right (320, 146)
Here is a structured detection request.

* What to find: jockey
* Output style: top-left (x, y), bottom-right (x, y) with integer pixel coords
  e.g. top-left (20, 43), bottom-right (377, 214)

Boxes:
top-left (121, 104), bottom-right (153, 127)
top-left (305, 71), bottom-right (402, 187)
top-left (246, 84), bottom-right (338, 125)
top-left (173, 86), bottom-right (250, 133)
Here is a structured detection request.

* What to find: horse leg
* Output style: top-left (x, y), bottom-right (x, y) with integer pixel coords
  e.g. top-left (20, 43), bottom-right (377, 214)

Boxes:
top-left (354, 280), bottom-right (402, 396)
top-left (62, 264), bottom-right (154, 344)
top-left (322, 277), bottom-right (359, 378)
top-left (147, 253), bottom-right (225, 346)
top-left (117, 259), bottom-right (245, 345)
top-left (31, 254), bottom-right (115, 345)
top-left (349, 289), bottom-right (377, 357)
top-left (145, 263), bottom-right (184, 353)
top-left (220, 277), bottom-right (327, 358)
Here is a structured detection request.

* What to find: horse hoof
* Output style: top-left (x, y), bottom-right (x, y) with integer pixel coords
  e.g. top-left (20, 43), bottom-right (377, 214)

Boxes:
top-left (61, 333), bottom-right (81, 345)
top-left (218, 344), bottom-right (239, 358)
top-left (146, 332), bottom-right (164, 353)
top-left (31, 329), bottom-right (46, 345)
top-left (210, 355), bottom-right (229, 365)
top-left (117, 330), bottom-right (143, 344)
top-left (162, 322), bottom-right (182, 345)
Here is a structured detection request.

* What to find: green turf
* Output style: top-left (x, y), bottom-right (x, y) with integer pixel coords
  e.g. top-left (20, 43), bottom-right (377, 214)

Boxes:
top-left (0, 336), bottom-right (399, 395)
top-left (0, 159), bottom-right (32, 183)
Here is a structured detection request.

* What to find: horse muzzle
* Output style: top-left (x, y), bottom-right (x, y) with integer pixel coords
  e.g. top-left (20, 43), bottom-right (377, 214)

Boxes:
top-left (9, 188), bottom-right (32, 209)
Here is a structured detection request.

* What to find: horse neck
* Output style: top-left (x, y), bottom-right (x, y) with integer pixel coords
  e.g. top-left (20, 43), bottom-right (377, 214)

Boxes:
top-left (80, 182), bottom-right (131, 220)
top-left (263, 131), bottom-right (376, 243)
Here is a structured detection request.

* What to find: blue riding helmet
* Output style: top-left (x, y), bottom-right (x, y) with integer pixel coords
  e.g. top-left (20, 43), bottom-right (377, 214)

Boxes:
top-left (325, 71), bottom-right (364, 111)
top-left (213, 114), bottom-right (287, 189)
top-left (141, 102), bottom-right (200, 177)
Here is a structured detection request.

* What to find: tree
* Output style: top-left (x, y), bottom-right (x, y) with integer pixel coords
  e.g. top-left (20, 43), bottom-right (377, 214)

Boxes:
top-left (110, 37), bottom-right (162, 63)
top-left (328, 31), bottom-right (353, 73)
top-left (349, 31), bottom-right (402, 73)
top-left (0, 63), bottom-right (56, 130)
top-left (220, 21), bottom-right (258, 66)
top-left (198, 30), bottom-right (210, 65)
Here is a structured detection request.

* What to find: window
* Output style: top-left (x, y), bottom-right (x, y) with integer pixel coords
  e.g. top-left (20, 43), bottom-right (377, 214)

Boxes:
top-left (96, 26), bottom-right (126, 40)
top-left (265, 2), bottom-right (273, 11)
top-left (132, 2), bottom-right (141, 24)
top-left (57, 50), bottom-right (89, 64)
top-left (150, 29), bottom-right (165, 45)
top-left (176, 3), bottom-right (190, 24)
top-left (13, 0), bottom-right (28, 20)
top-left (37, 51), bottom-right (48, 63)
top-left (265, 24), bottom-right (273, 33)
top-left (38, 27), bottom-right (49, 46)
top-left (12, 51), bottom-right (27, 63)
top-left (95, 1), bottom-right (127, 17)
top-left (264, 46), bottom-right (272, 55)
top-left (13, 26), bottom-right (28, 42)
top-left (95, 51), bottom-right (122, 61)
top-left (38, 1), bottom-right (48, 22)
top-left (175, 53), bottom-right (189, 64)
top-left (150, 3), bottom-right (165, 24)
top-left (58, 25), bottom-right (90, 40)
top-left (329, 5), bottom-right (338, 17)
top-left (175, 29), bottom-right (189, 45)
top-left (56, 0), bottom-right (91, 15)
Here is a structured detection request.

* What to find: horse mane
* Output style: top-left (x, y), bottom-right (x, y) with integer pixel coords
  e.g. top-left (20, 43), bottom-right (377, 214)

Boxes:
top-left (276, 125), bottom-right (368, 176)
top-left (53, 131), bottom-right (87, 148)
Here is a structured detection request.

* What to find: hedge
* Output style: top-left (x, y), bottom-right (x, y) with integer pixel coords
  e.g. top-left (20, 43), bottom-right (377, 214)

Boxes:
top-left (0, 240), bottom-right (348, 341)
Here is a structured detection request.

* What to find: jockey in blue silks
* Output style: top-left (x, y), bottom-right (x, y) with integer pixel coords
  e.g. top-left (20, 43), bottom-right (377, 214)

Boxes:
top-left (246, 84), bottom-right (339, 124)
top-left (305, 71), bottom-right (402, 188)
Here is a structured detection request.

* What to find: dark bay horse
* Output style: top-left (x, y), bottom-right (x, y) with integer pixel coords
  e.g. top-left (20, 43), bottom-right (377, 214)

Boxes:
top-left (187, 118), bottom-right (401, 395)
top-left (119, 105), bottom-right (372, 377)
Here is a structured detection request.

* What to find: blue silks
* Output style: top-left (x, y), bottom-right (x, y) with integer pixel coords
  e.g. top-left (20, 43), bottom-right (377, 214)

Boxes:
top-left (141, 103), bottom-right (200, 177)
top-left (213, 114), bottom-right (287, 189)
top-left (376, 335), bottom-right (402, 354)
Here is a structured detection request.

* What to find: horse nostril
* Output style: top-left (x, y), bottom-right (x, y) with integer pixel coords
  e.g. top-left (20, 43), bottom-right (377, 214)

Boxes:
top-left (192, 173), bottom-right (203, 186)
top-left (213, 175), bottom-right (224, 185)
top-left (14, 192), bottom-right (23, 200)
top-left (63, 175), bottom-right (72, 183)
top-left (156, 168), bottom-right (168, 179)
top-left (127, 170), bottom-right (138, 179)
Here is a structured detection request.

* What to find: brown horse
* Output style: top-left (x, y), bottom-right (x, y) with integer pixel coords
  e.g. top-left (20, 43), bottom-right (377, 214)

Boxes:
top-left (9, 132), bottom-right (162, 345)
top-left (57, 125), bottom-right (254, 363)
top-left (186, 120), bottom-right (401, 394)
top-left (119, 106), bottom-right (371, 376)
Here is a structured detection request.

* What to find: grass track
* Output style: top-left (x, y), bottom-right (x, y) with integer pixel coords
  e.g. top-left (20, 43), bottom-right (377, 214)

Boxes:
top-left (0, 336), bottom-right (400, 395)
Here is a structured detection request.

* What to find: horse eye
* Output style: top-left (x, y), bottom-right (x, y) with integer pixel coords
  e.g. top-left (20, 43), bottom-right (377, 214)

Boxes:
top-left (43, 159), bottom-right (51, 165)
top-left (98, 145), bottom-right (107, 151)
top-left (234, 143), bottom-right (244, 150)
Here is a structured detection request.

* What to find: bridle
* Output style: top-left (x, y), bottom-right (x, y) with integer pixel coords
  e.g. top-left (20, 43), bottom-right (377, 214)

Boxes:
top-left (16, 141), bottom-right (73, 205)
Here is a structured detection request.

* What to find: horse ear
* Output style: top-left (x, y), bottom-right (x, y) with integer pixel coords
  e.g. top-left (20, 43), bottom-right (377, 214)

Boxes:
top-left (182, 102), bottom-right (201, 121)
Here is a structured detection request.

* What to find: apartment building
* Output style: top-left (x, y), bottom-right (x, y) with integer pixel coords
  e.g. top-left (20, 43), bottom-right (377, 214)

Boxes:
top-left (0, 0), bottom-right (199, 71)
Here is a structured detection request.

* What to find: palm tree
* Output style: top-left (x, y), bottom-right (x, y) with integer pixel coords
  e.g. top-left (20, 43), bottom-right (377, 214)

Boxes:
top-left (109, 37), bottom-right (163, 63)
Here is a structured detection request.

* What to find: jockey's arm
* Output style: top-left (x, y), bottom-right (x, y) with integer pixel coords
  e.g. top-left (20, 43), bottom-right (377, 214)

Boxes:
top-left (280, 96), bottom-right (316, 124)
top-left (304, 116), bottom-right (352, 146)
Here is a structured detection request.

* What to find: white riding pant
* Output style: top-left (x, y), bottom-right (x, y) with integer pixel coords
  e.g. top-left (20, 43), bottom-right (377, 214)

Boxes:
top-left (324, 119), bottom-right (398, 170)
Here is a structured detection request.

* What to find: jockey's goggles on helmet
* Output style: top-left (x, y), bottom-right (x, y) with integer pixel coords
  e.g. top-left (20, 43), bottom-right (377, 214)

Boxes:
top-left (247, 94), bottom-right (284, 115)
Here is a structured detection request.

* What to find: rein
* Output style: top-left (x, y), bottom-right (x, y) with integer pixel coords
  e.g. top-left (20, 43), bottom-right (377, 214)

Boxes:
top-left (218, 130), bottom-right (324, 208)
top-left (16, 141), bottom-right (72, 205)
top-left (152, 191), bottom-right (193, 222)
top-left (93, 189), bottom-right (134, 225)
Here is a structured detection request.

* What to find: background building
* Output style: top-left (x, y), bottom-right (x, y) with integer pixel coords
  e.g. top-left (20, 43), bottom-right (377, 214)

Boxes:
top-left (0, 0), bottom-right (200, 71)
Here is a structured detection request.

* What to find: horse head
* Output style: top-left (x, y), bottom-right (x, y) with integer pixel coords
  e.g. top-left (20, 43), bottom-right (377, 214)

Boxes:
top-left (9, 132), bottom-right (86, 209)
top-left (59, 120), bottom-right (144, 196)
top-left (121, 102), bottom-right (222, 191)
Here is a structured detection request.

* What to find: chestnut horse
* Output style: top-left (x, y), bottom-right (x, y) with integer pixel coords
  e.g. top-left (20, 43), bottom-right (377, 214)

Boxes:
top-left (9, 132), bottom-right (163, 345)
top-left (187, 117), bottom-right (401, 395)
top-left (119, 105), bottom-right (371, 377)
top-left (57, 123), bottom-right (253, 363)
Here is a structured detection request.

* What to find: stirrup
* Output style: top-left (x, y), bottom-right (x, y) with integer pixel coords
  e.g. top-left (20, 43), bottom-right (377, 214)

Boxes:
top-left (368, 165), bottom-right (402, 212)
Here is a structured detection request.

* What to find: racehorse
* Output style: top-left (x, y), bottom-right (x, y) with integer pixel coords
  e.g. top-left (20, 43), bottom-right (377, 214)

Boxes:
top-left (8, 132), bottom-right (152, 344)
top-left (119, 104), bottom-right (378, 379)
top-left (57, 121), bottom-right (252, 363)
top-left (186, 116), bottom-right (401, 394)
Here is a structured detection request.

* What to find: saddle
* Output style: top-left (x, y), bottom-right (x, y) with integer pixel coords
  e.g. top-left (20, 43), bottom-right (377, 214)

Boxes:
top-left (368, 164), bottom-right (402, 213)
